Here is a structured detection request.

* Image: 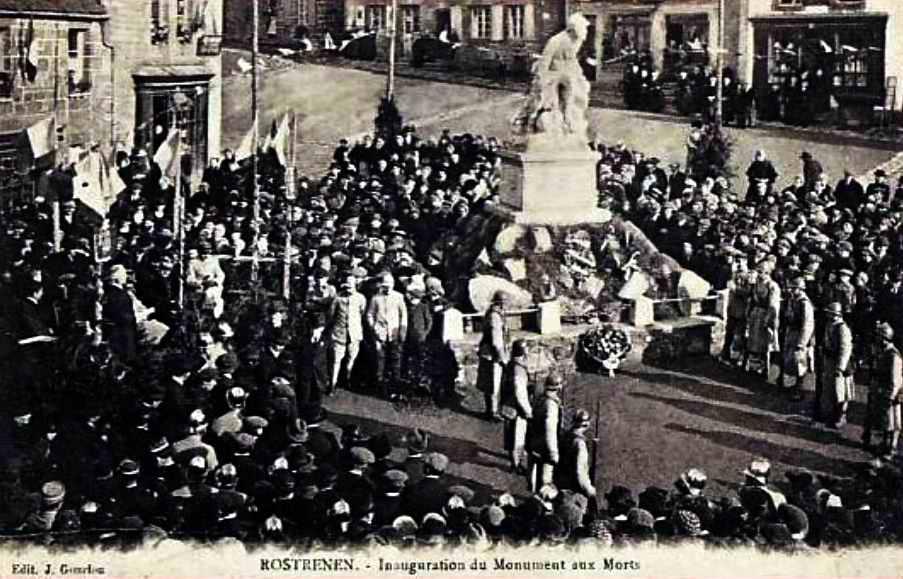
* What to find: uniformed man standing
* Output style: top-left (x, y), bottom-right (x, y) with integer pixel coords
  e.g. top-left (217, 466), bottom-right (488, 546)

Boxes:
top-left (478, 291), bottom-right (510, 421)
top-left (782, 278), bottom-right (815, 401)
top-left (505, 339), bottom-right (532, 475)
top-left (528, 373), bottom-right (563, 493)
top-left (556, 408), bottom-right (596, 501)
top-left (818, 302), bottom-right (854, 429)
top-left (863, 322), bottom-right (902, 459)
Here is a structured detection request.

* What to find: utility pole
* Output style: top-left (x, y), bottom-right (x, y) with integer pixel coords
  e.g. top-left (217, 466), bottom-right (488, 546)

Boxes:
top-left (715, 0), bottom-right (725, 129)
top-left (251, 0), bottom-right (261, 284)
top-left (386, 0), bottom-right (398, 101)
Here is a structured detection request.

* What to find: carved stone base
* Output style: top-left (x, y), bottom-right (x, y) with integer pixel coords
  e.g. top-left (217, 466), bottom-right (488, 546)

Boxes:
top-left (497, 148), bottom-right (611, 225)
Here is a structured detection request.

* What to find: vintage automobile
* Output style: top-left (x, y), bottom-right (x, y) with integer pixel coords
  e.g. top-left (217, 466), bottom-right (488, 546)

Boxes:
top-left (411, 36), bottom-right (458, 68)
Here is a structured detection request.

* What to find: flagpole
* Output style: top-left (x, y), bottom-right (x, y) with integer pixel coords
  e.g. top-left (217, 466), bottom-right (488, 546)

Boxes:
top-left (177, 151), bottom-right (186, 310)
top-left (251, 0), bottom-right (261, 286)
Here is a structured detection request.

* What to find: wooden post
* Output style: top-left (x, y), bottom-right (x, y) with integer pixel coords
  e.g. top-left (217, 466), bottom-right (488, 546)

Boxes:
top-left (715, 0), bottom-right (725, 129)
top-left (177, 154), bottom-right (186, 309)
top-left (387, 0), bottom-right (398, 100)
top-left (251, 0), bottom-right (261, 285)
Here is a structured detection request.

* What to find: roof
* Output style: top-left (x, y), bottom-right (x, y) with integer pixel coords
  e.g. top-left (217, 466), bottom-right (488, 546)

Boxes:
top-left (0, 0), bottom-right (107, 17)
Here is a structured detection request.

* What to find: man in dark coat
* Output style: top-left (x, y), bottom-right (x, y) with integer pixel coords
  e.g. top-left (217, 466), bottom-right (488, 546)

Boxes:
top-left (103, 264), bottom-right (138, 363)
top-left (800, 152), bottom-right (824, 190)
top-left (402, 451), bottom-right (448, 521)
top-left (834, 171), bottom-right (864, 211)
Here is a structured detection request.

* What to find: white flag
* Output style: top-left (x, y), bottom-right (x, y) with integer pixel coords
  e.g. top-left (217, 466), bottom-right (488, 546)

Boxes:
top-left (153, 128), bottom-right (182, 177)
top-left (269, 114), bottom-right (291, 167)
top-left (26, 116), bottom-right (56, 159)
top-left (235, 125), bottom-right (255, 161)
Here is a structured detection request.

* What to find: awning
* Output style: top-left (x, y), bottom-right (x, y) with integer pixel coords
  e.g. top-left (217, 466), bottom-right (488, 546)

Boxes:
top-left (133, 65), bottom-right (215, 84)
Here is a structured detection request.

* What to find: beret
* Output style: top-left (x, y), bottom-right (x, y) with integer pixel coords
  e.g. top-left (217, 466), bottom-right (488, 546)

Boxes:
top-left (350, 446), bottom-right (376, 466)
top-left (447, 485), bottom-right (475, 505)
top-left (383, 469), bottom-right (409, 488)
top-left (424, 452), bottom-right (449, 473)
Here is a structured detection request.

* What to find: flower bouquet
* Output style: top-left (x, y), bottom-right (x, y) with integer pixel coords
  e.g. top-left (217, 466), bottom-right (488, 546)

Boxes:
top-left (579, 324), bottom-right (632, 377)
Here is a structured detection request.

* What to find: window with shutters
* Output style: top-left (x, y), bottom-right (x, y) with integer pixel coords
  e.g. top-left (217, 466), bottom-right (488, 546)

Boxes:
top-left (366, 5), bottom-right (387, 31)
top-left (68, 29), bottom-right (91, 96)
top-left (0, 28), bottom-right (12, 98)
top-left (504, 5), bottom-right (525, 39)
top-left (470, 6), bottom-right (492, 39)
top-left (402, 6), bottom-right (420, 34)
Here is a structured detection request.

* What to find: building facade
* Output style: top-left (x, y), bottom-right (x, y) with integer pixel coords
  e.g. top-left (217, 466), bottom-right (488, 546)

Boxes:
top-left (342, 0), bottom-right (564, 59)
top-left (223, 0), bottom-right (344, 46)
top-left (0, 0), bottom-right (108, 199)
top-left (0, 0), bottom-right (223, 202)
top-left (743, 0), bottom-right (903, 110)
top-left (104, 0), bottom-right (224, 176)
top-left (571, 0), bottom-right (743, 78)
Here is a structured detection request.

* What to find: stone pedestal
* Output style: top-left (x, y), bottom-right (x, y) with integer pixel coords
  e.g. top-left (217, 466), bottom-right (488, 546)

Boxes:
top-left (497, 148), bottom-right (612, 225)
top-left (441, 308), bottom-right (464, 342)
top-left (630, 296), bottom-right (655, 327)
top-left (536, 300), bottom-right (561, 335)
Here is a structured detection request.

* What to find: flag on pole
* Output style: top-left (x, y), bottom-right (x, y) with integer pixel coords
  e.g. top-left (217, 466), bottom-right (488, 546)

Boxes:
top-left (26, 116), bottom-right (56, 160)
top-left (19, 18), bottom-right (38, 83)
top-left (261, 118), bottom-right (277, 153)
top-left (153, 128), bottom-right (182, 177)
top-left (269, 114), bottom-right (291, 167)
top-left (72, 147), bottom-right (128, 217)
top-left (235, 124), bottom-right (255, 161)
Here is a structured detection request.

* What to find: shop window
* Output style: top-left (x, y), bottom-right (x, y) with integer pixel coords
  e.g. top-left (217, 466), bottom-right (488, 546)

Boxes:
top-left (470, 6), bottom-right (492, 40)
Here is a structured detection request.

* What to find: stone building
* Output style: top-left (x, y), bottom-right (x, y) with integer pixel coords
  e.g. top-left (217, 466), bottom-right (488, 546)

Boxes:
top-left (223, 0), bottom-right (344, 46)
top-left (570, 0), bottom-right (743, 80)
top-left (0, 0), bottom-right (108, 200)
top-left (743, 0), bottom-right (903, 111)
top-left (103, 0), bottom-right (224, 177)
top-left (342, 0), bottom-right (564, 61)
top-left (0, 0), bottom-right (223, 203)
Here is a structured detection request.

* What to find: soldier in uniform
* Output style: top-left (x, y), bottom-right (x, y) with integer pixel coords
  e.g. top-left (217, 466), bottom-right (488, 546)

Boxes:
top-left (745, 264), bottom-right (781, 380)
top-left (556, 408), bottom-right (596, 501)
top-left (782, 278), bottom-right (815, 401)
top-left (504, 339), bottom-right (533, 475)
top-left (478, 291), bottom-right (510, 421)
top-left (720, 255), bottom-right (752, 366)
top-left (863, 322), bottom-right (902, 459)
top-left (818, 302), bottom-right (854, 429)
top-left (528, 373), bottom-right (563, 493)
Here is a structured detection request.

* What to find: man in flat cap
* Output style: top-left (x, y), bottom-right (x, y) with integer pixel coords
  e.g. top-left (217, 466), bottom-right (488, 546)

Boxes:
top-left (529, 373), bottom-right (564, 493)
top-left (325, 273), bottom-right (366, 395)
top-left (373, 469), bottom-right (408, 527)
top-left (556, 408), bottom-right (596, 502)
top-left (366, 271), bottom-right (408, 399)
top-left (402, 452), bottom-right (448, 521)
top-left (479, 291), bottom-right (510, 421)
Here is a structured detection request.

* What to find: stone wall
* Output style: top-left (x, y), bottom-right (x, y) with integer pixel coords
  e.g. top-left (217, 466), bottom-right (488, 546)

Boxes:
top-left (0, 17), bottom-right (105, 149)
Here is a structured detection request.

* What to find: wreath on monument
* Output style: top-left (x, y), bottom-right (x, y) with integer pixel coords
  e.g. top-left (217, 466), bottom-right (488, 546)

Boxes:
top-left (579, 324), bottom-right (632, 377)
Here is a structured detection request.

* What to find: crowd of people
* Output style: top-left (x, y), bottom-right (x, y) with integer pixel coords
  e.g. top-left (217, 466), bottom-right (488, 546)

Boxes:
top-left (594, 138), bottom-right (903, 459)
top-left (2, 113), bottom-right (903, 550)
